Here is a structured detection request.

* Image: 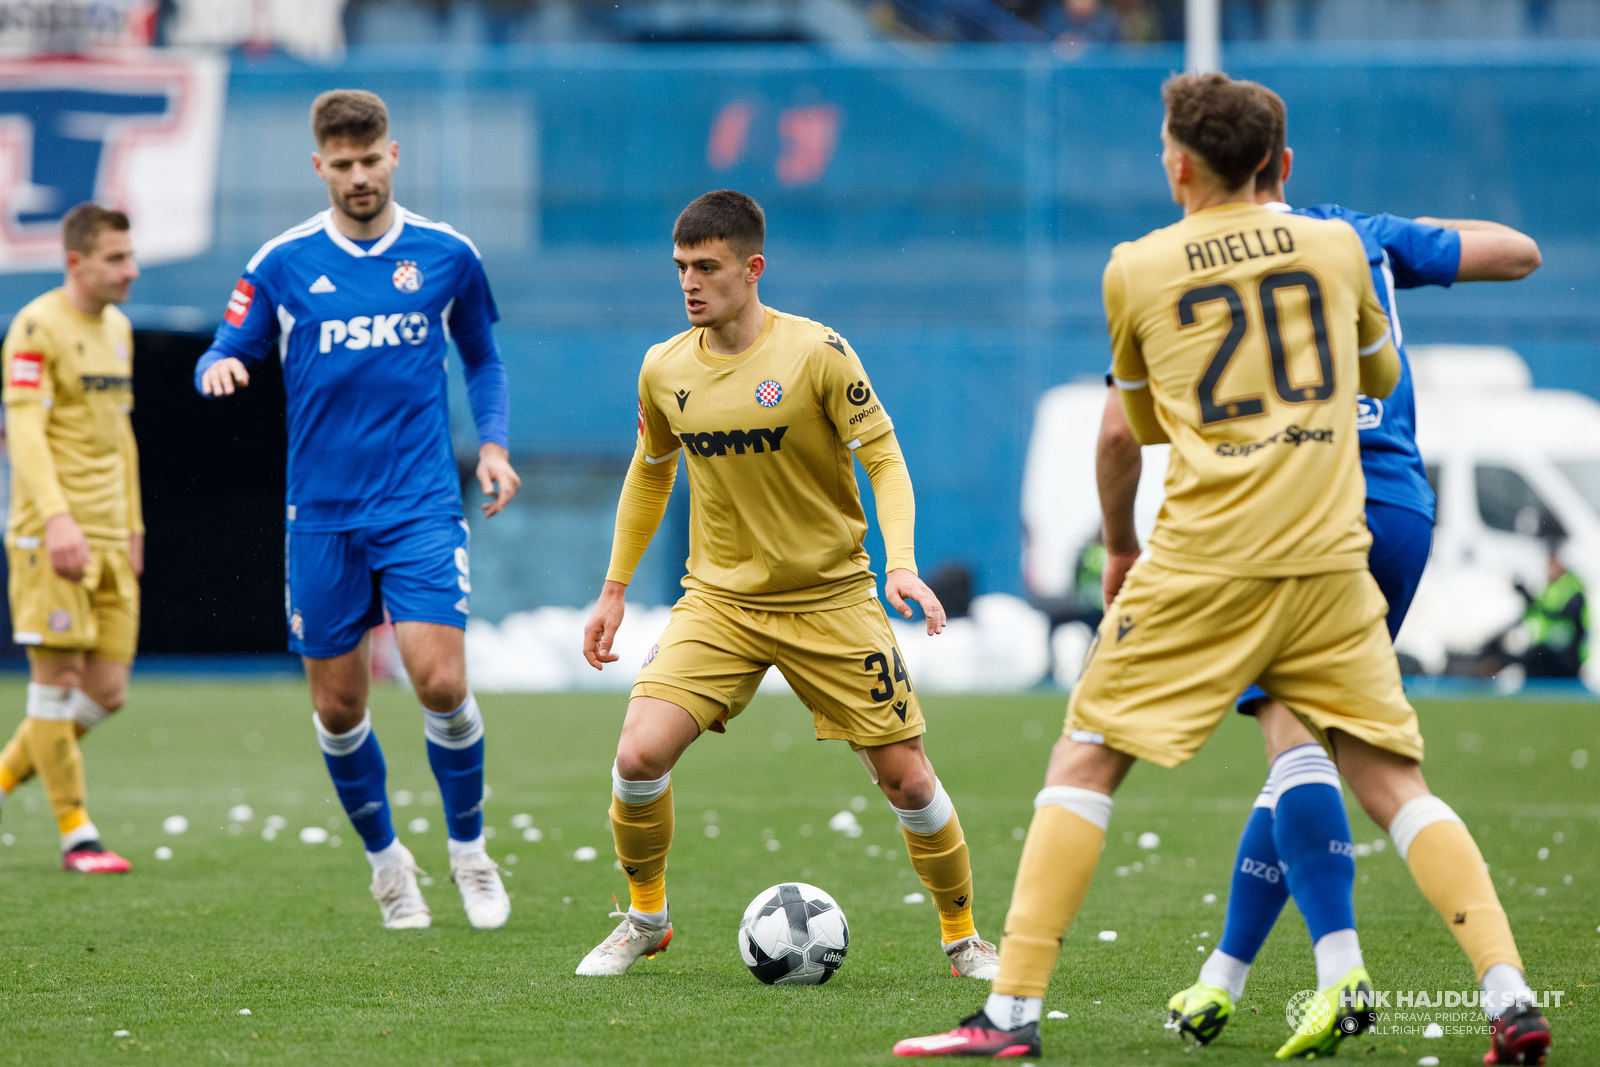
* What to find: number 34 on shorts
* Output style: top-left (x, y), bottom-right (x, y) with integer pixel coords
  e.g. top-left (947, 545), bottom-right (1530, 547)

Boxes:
top-left (631, 592), bottom-right (926, 749)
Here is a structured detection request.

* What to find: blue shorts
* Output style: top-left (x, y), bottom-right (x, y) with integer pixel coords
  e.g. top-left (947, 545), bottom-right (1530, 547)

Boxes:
top-left (286, 516), bottom-right (471, 659)
top-left (1236, 500), bottom-right (1433, 713)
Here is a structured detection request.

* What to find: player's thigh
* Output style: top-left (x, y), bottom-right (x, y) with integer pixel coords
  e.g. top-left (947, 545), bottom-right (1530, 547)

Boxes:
top-left (7, 543), bottom-right (97, 654)
top-left (369, 517), bottom-right (471, 631)
top-left (88, 548), bottom-right (139, 667)
top-left (772, 598), bottom-right (925, 749)
top-left (632, 593), bottom-right (772, 735)
top-left (1066, 562), bottom-right (1284, 768)
top-left (1364, 501), bottom-right (1434, 640)
top-left (1259, 570), bottom-right (1422, 762)
top-left (286, 527), bottom-right (381, 658)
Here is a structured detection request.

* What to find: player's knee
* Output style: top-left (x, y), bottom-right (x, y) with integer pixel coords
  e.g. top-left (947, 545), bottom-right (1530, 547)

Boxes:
top-left (614, 738), bottom-right (672, 783)
top-left (878, 760), bottom-right (935, 810)
top-left (410, 664), bottom-right (467, 714)
top-left (90, 681), bottom-right (127, 712)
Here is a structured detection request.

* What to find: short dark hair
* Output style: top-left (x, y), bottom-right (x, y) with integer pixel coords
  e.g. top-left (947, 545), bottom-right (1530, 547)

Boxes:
top-left (1161, 73), bottom-right (1276, 191)
top-left (61, 203), bottom-right (129, 256)
top-left (1255, 83), bottom-right (1288, 192)
top-left (311, 89), bottom-right (388, 147)
top-left (673, 189), bottom-right (765, 259)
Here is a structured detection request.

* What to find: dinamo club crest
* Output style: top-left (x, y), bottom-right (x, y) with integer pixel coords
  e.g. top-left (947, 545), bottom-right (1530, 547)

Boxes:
top-left (392, 261), bottom-right (424, 293)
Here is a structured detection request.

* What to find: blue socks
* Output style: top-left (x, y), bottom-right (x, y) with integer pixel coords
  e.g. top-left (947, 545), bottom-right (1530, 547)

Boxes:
top-left (1269, 744), bottom-right (1356, 943)
top-left (1217, 787), bottom-right (1290, 965)
top-left (315, 710), bottom-right (396, 853)
top-left (423, 693), bottom-right (486, 845)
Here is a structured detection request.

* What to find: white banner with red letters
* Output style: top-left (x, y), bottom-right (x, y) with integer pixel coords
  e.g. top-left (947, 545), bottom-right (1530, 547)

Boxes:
top-left (0, 52), bottom-right (227, 274)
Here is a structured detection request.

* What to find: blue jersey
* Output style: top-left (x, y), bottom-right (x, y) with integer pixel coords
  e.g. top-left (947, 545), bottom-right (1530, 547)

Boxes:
top-left (1285, 204), bottom-right (1460, 523)
top-left (195, 206), bottom-right (509, 531)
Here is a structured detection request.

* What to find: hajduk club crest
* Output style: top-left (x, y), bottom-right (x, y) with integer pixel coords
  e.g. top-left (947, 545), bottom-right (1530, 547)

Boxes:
top-left (392, 261), bottom-right (424, 293)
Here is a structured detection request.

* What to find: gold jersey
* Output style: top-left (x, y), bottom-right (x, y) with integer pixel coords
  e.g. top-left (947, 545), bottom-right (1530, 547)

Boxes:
top-left (635, 306), bottom-right (895, 610)
top-left (2, 289), bottom-right (140, 546)
top-left (1105, 201), bottom-right (1395, 577)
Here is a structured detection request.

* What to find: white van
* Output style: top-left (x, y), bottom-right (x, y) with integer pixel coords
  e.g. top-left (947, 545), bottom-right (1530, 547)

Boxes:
top-left (1020, 348), bottom-right (1600, 679)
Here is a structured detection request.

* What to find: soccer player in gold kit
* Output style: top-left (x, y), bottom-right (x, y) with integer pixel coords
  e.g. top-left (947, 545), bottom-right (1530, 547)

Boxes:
top-left (895, 74), bottom-right (1543, 1060)
top-left (576, 189), bottom-right (1000, 980)
top-left (0, 205), bottom-right (142, 873)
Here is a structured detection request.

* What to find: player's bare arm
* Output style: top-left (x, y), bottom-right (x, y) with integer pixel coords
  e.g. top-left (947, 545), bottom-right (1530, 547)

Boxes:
top-left (582, 579), bottom-right (627, 669)
top-left (44, 511), bottom-right (90, 582)
top-left (200, 356), bottom-right (250, 395)
top-left (475, 442), bottom-right (519, 517)
top-left (1096, 388), bottom-right (1142, 608)
top-left (1414, 217), bottom-right (1542, 281)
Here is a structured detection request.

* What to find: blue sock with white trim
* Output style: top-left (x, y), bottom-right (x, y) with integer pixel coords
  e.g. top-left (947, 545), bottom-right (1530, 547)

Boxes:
top-left (315, 710), bottom-right (395, 853)
top-left (424, 693), bottom-right (486, 845)
top-left (1216, 781), bottom-right (1290, 969)
top-left (1269, 743), bottom-right (1359, 978)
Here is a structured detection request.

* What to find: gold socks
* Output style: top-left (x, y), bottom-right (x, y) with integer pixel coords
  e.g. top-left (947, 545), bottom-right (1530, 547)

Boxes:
top-left (995, 798), bottom-right (1108, 998)
top-left (1406, 818), bottom-right (1523, 978)
top-left (609, 782), bottom-right (674, 914)
top-left (900, 811), bottom-right (978, 944)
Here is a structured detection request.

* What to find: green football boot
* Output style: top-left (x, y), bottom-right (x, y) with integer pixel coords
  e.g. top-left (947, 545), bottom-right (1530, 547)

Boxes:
top-left (1275, 967), bottom-right (1378, 1059)
top-left (1166, 981), bottom-right (1234, 1045)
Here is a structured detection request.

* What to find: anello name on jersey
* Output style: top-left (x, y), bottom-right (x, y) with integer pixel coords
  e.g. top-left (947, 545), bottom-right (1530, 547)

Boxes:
top-left (679, 426), bottom-right (788, 457)
top-left (318, 313), bottom-right (429, 353)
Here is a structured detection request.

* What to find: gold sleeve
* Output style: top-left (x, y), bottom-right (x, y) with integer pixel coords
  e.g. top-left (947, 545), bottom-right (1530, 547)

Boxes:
top-left (603, 448), bottom-right (678, 586)
top-left (124, 419), bottom-right (144, 536)
top-left (1117, 384), bottom-right (1170, 446)
top-left (854, 431), bottom-right (916, 575)
top-left (6, 402), bottom-right (69, 520)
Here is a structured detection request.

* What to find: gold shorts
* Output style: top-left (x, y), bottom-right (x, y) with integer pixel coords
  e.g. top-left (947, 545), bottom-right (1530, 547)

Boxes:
top-left (1066, 560), bottom-right (1420, 767)
top-left (7, 542), bottom-right (139, 663)
top-left (632, 591), bottom-right (925, 748)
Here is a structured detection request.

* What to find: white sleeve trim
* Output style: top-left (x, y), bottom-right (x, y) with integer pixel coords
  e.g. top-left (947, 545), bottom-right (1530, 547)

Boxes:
top-left (1113, 376), bottom-right (1148, 390)
top-left (1359, 336), bottom-right (1390, 357)
top-left (642, 448), bottom-right (681, 465)
top-left (846, 438), bottom-right (862, 450)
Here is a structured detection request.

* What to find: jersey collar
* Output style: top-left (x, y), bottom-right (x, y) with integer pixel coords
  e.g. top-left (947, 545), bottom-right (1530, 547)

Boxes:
top-left (1264, 201), bottom-right (1292, 213)
top-left (320, 203), bottom-right (407, 259)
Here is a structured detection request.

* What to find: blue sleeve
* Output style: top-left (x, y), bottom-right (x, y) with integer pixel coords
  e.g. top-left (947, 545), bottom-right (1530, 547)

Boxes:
top-left (449, 251), bottom-right (509, 449)
top-left (193, 268), bottom-right (280, 395)
top-left (1368, 213), bottom-right (1461, 290)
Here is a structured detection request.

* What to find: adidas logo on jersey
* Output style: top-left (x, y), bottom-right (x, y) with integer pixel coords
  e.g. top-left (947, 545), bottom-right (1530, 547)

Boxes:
top-left (319, 313), bottom-right (430, 352)
top-left (309, 275), bottom-right (337, 293)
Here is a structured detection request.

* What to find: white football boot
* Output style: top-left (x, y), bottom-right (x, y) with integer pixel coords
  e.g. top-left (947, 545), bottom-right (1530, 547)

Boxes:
top-left (945, 935), bottom-right (1002, 979)
top-left (450, 849), bottom-right (511, 930)
top-left (370, 846), bottom-right (432, 930)
top-left (574, 909), bottom-right (673, 975)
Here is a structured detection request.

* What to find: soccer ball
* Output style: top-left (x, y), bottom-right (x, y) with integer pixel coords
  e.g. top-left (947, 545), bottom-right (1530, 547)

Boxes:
top-left (738, 882), bottom-right (849, 985)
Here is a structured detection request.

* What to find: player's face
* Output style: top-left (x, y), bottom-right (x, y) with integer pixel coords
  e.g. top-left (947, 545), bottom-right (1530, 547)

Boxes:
top-left (69, 228), bottom-right (139, 305)
top-left (313, 137), bottom-right (398, 223)
top-left (673, 240), bottom-right (762, 328)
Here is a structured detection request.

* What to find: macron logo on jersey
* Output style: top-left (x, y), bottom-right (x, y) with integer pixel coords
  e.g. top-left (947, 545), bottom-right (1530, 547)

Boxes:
top-left (224, 279), bottom-right (255, 326)
top-left (318, 313), bottom-right (430, 353)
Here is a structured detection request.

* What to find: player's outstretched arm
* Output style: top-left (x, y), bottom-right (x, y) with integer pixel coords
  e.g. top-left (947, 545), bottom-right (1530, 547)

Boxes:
top-left (1415, 217), bottom-right (1542, 282)
top-left (476, 443), bottom-right (520, 517)
top-left (1096, 388), bottom-right (1143, 608)
top-left (199, 356), bottom-right (251, 396)
top-left (583, 580), bottom-right (627, 669)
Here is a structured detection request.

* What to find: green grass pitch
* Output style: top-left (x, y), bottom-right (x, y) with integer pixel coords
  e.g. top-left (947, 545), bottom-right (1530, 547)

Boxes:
top-left (0, 682), bottom-right (1594, 1065)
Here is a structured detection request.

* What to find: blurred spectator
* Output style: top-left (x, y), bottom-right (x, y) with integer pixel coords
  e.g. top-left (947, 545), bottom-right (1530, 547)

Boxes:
top-left (1514, 548), bottom-right (1588, 678)
top-left (1038, 0), bottom-right (1121, 42)
top-left (1071, 533), bottom-right (1107, 630)
top-left (1112, 0), bottom-right (1161, 41)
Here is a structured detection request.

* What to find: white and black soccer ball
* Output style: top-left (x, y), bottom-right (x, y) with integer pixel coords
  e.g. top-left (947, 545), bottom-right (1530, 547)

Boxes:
top-left (738, 882), bottom-right (848, 985)
top-left (399, 311), bottom-right (429, 345)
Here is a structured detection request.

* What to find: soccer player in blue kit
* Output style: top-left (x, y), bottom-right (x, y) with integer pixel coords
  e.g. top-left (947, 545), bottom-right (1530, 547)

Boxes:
top-left (195, 90), bottom-right (519, 932)
top-left (1089, 88), bottom-right (1550, 1062)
